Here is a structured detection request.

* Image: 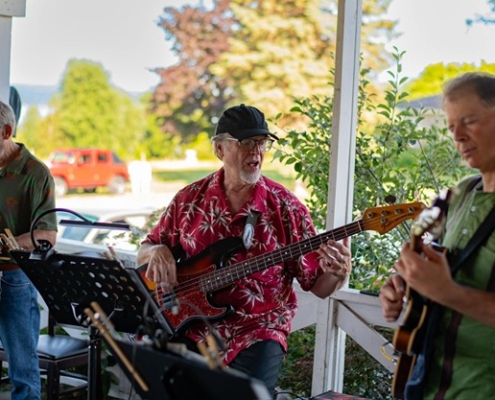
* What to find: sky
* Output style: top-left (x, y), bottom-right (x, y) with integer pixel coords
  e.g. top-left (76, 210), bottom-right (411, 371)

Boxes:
top-left (9, 0), bottom-right (495, 94)
top-left (384, 0), bottom-right (493, 80)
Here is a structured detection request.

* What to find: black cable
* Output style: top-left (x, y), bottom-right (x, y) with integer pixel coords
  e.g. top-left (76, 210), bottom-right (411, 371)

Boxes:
top-left (29, 207), bottom-right (94, 250)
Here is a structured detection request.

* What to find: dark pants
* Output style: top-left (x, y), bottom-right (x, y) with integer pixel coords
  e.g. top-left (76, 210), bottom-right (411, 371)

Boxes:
top-left (229, 340), bottom-right (285, 399)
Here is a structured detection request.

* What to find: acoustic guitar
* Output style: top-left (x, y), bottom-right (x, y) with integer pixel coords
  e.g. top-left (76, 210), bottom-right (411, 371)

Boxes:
top-left (139, 202), bottom-right (424, 334)
top-left (391, 190), bottom-right (451, 399)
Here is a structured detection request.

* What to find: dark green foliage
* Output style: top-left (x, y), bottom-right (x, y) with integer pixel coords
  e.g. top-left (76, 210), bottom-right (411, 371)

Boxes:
top-left (279, 325), bottom-right (316, 398)
top-left (343, 328), bottom-right (394, 399)
top-left (280, 326), bottom-right (396, 399)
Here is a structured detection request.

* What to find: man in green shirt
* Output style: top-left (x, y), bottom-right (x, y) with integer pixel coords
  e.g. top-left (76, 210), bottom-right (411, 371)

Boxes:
top-left (0, 99), bottom-right (57, 399)
top-left (380, 72), bottom-right (495, 399)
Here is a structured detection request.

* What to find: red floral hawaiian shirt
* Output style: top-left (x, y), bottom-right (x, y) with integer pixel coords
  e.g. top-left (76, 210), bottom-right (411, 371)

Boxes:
top-left (142, 168), bottom-right (322, 364)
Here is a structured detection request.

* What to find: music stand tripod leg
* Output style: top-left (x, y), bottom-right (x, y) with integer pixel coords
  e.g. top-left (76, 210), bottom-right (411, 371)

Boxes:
top-left (88, 325), bottom-right (102, 400)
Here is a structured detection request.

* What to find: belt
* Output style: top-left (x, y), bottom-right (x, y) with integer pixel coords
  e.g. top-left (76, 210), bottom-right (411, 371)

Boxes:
top-left (0, 263), bottom-right (20, 272)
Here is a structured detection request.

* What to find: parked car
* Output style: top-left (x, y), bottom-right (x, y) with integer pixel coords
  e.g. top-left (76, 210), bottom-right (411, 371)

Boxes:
top-left (47, 148), bottom-right (130, 196)
top-left (56, 208), bottom-right (157, 251)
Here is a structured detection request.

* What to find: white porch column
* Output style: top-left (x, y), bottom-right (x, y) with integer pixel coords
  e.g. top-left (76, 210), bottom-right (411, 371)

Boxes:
top-left (0, 0), bottom-right (27, 102)
top-left (312, 0), bottom-right (363, 395)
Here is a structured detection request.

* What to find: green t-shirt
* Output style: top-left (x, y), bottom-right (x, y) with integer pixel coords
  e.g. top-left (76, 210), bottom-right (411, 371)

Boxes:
top-left (0, 143), bottom-right (57, 258)
top-left (423, 175), bottom-right (495, 399)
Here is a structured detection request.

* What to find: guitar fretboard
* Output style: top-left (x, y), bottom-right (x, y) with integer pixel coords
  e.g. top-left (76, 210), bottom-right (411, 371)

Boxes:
top-left (199, 220), bottom-right (364, 292)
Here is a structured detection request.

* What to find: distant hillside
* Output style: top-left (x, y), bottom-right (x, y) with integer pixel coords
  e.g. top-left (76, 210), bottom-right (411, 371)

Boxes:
top-left (11, 84), bottom-right (58, 107)
top-left (399, 95), bottom-right (442, 109)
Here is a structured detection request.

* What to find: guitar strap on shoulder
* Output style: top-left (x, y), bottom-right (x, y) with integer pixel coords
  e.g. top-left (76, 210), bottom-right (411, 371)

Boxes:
top-left (448, 198), bottom-right (495, 275)
top-left (242, 210), bottom-right (260, 249)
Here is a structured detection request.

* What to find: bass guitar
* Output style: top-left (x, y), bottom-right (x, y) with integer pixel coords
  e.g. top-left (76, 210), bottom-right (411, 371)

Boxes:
top-left (140, 202), bottom-right (424, 334)
top-left (391, 190), bottom-right (451, 399)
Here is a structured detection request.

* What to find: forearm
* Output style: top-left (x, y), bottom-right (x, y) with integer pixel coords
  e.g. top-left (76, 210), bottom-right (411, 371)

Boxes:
top-left (310, 272), bottom-right (348, 299)
top-left (15, 229), bottom-right (56, 251)
top-left (436, 282), bottom-right (495, 327)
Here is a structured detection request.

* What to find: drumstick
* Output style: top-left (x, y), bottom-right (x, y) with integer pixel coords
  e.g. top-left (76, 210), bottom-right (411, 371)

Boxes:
top-left (4, 229), bottom-right (20, 249)
top-left (84, 303), bottom-right (149, 392)
top-left (0, 235), bottom-right (12, 260)
top-left (107, 246), bottom-right (118, 259)
top-left (0, 234), bottom-right (14, 251)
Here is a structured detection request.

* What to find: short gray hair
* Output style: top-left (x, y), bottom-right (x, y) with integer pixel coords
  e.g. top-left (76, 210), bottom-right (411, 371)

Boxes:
top-left (0, 100), bottom-right (16, 132)
top-left (211, 132), bottom-right (235, 159)
top-left (443, 72), bottom-right (495, 109)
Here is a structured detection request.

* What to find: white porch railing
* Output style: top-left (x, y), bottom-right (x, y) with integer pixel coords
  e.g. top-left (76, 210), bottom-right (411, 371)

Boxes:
top-left (49, 239), bottom-right (397, 398)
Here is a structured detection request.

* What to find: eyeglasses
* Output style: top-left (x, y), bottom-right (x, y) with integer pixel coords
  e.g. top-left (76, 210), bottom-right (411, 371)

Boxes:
top-left (224, 137), bottom-right (275, 152)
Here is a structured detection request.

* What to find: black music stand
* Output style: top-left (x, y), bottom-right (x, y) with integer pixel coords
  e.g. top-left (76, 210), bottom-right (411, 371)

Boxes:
top-left (10, 249), bottom-right (173, 400)
top-left (99, 335), bottom-right (272, 400)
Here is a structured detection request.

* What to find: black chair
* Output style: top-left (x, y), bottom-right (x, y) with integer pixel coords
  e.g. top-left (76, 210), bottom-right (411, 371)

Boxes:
top-left (0, 310), bottom-right (95, 400)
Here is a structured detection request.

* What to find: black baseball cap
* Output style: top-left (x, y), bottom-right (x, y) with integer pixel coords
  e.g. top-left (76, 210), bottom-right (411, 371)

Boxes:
top-left (214, 104), bottom-right (278, 140)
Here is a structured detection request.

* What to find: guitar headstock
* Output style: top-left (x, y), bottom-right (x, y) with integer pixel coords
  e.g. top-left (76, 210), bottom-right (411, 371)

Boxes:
top-left (410, 189), bottom-right (452, 251)
top-left (361, 202), bottom-right (425, 235)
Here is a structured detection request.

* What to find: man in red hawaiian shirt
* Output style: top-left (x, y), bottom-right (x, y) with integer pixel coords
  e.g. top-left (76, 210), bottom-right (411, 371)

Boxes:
top-left (137, 104), bottom-right (351, 397)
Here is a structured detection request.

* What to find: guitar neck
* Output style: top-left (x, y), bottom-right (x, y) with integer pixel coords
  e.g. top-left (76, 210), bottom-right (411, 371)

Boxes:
top-left (203, 219), bottom-right (363, 291)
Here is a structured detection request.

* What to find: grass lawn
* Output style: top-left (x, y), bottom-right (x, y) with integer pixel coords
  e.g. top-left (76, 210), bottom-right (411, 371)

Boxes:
top-left (153, 167), bottom-right (297, 192)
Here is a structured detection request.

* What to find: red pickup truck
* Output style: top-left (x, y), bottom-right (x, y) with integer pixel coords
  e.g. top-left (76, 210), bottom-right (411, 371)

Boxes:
top-left (47, 148), bottom-right (130, 196)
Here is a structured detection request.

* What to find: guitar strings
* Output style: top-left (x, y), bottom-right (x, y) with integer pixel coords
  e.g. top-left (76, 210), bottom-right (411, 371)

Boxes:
top-left (153, 211), bottom-right (402, 304)
top-left (155, 221), bottom-right (361, 304)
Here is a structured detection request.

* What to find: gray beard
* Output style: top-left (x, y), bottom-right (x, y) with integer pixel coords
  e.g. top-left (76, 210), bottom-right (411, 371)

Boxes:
top-left (240, 170), bottom-right (260, 184)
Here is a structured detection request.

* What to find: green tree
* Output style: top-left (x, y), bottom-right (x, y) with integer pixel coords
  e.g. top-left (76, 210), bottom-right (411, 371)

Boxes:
top-left (404, 61), bottom-right (495, 101)
top-left (277, 50), bottom-right (472, 290)
top-left (188, 131), bottom-right (217, 161)
top-left (17, 107), bottom-right (43, 155)
top-left (18, 106), bottom-right (69, 159)
top-left (151, 0), bottom-right (235, 142)
top-left (138, 110), bottom-right (183, 160)
top-left (151, 0), bottom-right (396, 140)
top-left (215, 0), bottom-right (395, 124)
top-left (53, 59), bottom-right (145, 159)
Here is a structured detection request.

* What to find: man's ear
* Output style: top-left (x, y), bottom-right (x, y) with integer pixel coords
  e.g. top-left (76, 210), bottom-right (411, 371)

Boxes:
top-left (215, 142), bottom-right (225, 160)
top-left (1, 124), bottom-right (13, 139)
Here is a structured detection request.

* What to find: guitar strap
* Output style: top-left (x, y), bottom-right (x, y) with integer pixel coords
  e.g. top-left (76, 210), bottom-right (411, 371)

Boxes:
top-left (448, 203), bottom-right (495, 274)
top-left (448, 176), bottom-right (495, 275)
top-left (242, 210), bottom-right (260, 249)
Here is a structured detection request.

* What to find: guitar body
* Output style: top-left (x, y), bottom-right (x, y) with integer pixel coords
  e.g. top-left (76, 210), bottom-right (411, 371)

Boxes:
top-left (391, 192), bottom-right (451, 399)
top-left (139, 236), bottom-right (244, 333)
top-left (391, 288), bottom-right (428, 398)
top-left (393, 288), bottom-right (428, 355)
top-left (138, 202), bottom-right (423, 335)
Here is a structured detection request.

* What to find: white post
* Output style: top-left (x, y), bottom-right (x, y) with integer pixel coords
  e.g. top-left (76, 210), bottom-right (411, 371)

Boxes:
top-left (0, 16), bottom-right (13, 102)
top-left (0, 0), bottom-right (27, 102)
top-left (311, 0), bottom-right (363, 395)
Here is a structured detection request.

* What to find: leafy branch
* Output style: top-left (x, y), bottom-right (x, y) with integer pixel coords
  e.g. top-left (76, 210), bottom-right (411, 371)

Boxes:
top-left (274, 47), bottom-right (471, 290)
